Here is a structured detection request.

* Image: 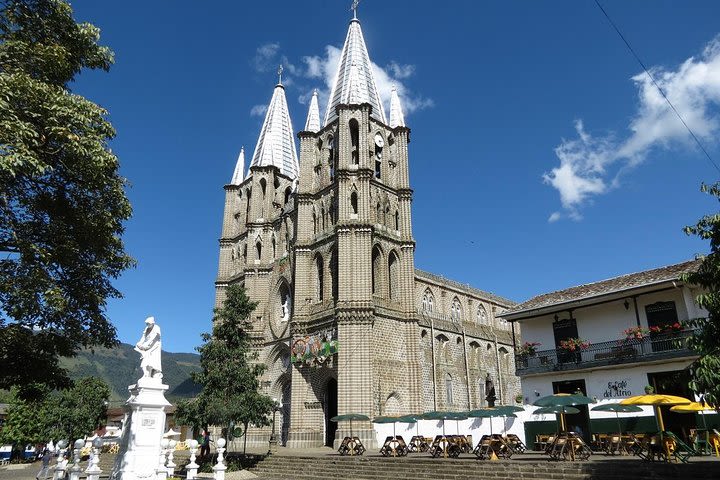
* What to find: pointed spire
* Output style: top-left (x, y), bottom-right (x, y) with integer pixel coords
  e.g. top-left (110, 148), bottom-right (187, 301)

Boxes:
top-left (230, 146), bottom-right (245, 185)
top-left (249, 83), bottom-right (300, 179)
top-left (389, 85), bottom-right (405, 128)
top-left (304, 89), bottom-right (321, 132)
top-left (323, 16), bottom-right (387, 126)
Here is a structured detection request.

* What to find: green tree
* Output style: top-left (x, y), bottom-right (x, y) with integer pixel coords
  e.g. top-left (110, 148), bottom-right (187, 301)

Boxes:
top-left (0, 376), bottom-right (110, 447)
top-left (0, 0), bottom-right (133, 399)
top-left (176, 284), bottom-right (274, 453)
top-left (682, 182), bottom-right (720, 407)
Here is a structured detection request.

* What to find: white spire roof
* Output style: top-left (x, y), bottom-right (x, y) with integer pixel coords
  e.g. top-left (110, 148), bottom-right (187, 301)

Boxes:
top-left (249, 83), bottom-right (299, 179)
top-left (304, 90), bottom-right (321, 132)
top-left (324, 18), bottom-right (387, 126)
top-left (389, 85), bottom-right (405, 128)
top-left (230, 146), bottom-right (245, 185)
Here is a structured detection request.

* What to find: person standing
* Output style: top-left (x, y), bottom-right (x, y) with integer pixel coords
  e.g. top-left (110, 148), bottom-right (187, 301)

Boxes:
top-left (35, 449), bottom-right (52, 480)
top-left (200, 429), bottom-right (211, 458)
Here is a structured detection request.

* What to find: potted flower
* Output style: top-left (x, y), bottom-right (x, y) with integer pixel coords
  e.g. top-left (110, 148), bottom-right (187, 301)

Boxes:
top-left (518, 341), bottom-right (541, 356)
top-left (558, 338), bottom-right (591, 352)
top-left (644, 385), bottom-right (654, 394)
top-left (515, 394), bottom-right (524, 404)
top-left (622, 326), bottom-right (649, 341)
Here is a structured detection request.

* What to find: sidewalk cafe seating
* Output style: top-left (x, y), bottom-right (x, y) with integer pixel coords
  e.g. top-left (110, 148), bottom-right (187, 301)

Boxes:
top-left (408, 435), bottom-right (430, 453)
top-left (379, 435), bottom-right (408, 457)
top-left (337, 436), bottom-right (365, 456)
top-left (506, 434), bottom-right (527, 453)
top-left (429, 435), bottom-right (462, 458)
top-left (546, 432), bottom-right (591, 461)
top-left (473, 434), bottom-right (512, 460)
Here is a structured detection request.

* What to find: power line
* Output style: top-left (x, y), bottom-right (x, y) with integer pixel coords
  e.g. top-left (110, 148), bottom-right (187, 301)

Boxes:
top-left (593, 0), bottom-right (720, 175)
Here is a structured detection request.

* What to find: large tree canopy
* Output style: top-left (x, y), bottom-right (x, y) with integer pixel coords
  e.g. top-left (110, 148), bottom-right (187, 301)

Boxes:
top-left (682, 182), bottom-right (720, 407)
top-left (176, 284), bottom-right (274, 451)
top-left (0, 0), bottom-right (133, 398)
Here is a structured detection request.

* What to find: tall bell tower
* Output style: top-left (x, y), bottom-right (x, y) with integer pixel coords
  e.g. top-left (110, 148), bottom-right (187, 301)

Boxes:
top-left (287, 8), bottom-right (422, 448)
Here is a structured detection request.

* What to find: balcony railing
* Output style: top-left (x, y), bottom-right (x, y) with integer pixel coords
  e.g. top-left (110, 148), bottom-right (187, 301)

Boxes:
top-left (515, 329), bottom-right (697, 375)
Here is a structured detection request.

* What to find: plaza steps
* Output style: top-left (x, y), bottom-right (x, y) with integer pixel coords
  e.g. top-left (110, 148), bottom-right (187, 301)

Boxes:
top-left (248, 454), bottom-right (720, 480)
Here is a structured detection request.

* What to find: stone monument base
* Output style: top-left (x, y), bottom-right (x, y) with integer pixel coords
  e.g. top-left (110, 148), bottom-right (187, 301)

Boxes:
top-left (110, 377), bottom-right (171, 480)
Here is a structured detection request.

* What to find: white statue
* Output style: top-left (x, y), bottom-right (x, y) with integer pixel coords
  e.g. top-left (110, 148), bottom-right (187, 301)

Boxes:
top-left (135, 316), bottom-right (162, 380)
top-left (280, 295), bottom-right (291, 322)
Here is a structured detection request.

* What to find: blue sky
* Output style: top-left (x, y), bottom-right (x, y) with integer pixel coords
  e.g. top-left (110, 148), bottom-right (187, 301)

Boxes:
top-left (68, 1), bottom-right (720, 353)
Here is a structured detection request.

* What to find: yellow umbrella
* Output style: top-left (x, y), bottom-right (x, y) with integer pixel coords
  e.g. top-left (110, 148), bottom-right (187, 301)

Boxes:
top-left (620, 394), bottom-right (691, 432)
top-left (670, 402), bottom-right (716, 452)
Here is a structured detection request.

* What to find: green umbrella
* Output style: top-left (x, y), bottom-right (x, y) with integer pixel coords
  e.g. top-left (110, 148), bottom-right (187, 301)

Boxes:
top-left (533, 393), bottom-right (594, 432)
top-left (373, 415), bottom-right (401, 438)
top-left (421, 411), bottom-right (467, 436)
top-left (397, 414), bottom-right (421, 439)
top-left (591, 403), bottom-right (643, 435)
top-left (468, 407), bottom-right (508, 435)
top-left (330, 413), bottom-right (370, 439)
top-left (533, 406), bottom-right (580, 433)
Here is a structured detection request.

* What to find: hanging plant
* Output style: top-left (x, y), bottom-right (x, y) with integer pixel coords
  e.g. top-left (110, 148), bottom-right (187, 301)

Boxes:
top-left (558, 338), bottom-right (590, 352)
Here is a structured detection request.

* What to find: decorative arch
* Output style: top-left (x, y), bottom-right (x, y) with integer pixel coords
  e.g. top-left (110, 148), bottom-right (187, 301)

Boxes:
top-left (371, 244), bottom-right (384, 296)
top-left (260, 177), bottom-right (267, 197)
top-left (388, 250), bottom-right (400, 300)
top-left (451, 297), bottom-right (463, 322)
top-left (276, 279), bottom-right (292, 323)
top-left (350, 191), bottom-right (358, 216)
top-left (329, 245), bottom-right (338, 301)
top-left (421, 288), bottom-right (435, 314)
top-left (349, 118), bottom-right (359, 164)
top-left (384, 392), bottom-right (402, 416)
top-left (314, 254), bottom-right (324, 302)
top-left (477, 304), bottom-right (488, 324)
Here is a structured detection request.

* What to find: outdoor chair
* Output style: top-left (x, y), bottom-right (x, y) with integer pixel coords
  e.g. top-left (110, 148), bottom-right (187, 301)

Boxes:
top-left (506, 434), bottom-right (527, 453)
top-left (408, 435), bottom-right (429, 453)
top-left (605, 434), bottom-right (623, 455)
top-left (543, 435), bottom-right (557, 455)
top-left (548, 436), bottom-right (567, 461)
top-left (474, 436), bottom-right (495, 460)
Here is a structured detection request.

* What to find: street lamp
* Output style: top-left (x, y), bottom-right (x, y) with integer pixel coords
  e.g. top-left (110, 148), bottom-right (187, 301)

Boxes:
top-left (268, 398), bottom-right (283, 453)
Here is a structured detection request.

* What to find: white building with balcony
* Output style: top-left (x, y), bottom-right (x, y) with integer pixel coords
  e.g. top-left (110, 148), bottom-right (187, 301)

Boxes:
top-left (500, 259), bottom-right (716, 446)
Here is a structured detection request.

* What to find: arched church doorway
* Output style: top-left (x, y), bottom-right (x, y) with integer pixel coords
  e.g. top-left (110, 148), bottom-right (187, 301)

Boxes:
top-left (324, 378), bottom-right (338, 447)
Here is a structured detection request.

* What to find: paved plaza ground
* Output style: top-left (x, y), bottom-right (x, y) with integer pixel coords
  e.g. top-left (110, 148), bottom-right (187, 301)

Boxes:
top-left (2, 447), bottom-right (720, 480)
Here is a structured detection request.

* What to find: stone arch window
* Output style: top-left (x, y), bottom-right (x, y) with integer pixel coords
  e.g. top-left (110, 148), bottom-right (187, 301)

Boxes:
top-left (445, 373), bottom-right (454, 406)
top-left (422, 289), bottom-right (434, 314)
top-left (436, 334), bottom-right (450, 363)
top-left (271, 236), bottom-right (276, 260)
top-left (327, 135), bottom-right (335, 179)
top-left (230, 248), bottom-right (235, 261)
top-left (376, 202), bottom-right (381, 223)
top-left (273, 176), bottom-right (280, 192)
top-left (329, 246), bottom-right (338, 301)
top-left (245, 188), bottom-right (252, 220)
top-left (394, 210), bottom-right (399, 230)
top-left (312, 209), bottom-right (318, 235)
top-left (260, 178), bottom-right (267, 198)
top-left (349, 119), bottom-right (359, 164)
top-left (477, 305), bottom-right (488, 325)
top-left (315, 254), bottom-right (324, 302)
top-left (469, 341), bottom-right (481, 368)
top-left (278, 282), bottom-right (291, 323)
top-left (350, 191), bottom-right (358, 216)
top-left (372, 245), bottom-right (383, 296)
top-left (284, 186), bottom-right (292, 205)
top-left (242, 243), bottom-right (247, 263)
top-left (451, 297), bottom-right (463, 322)
top-left (255, 240), bottom-right (262, 262)
top-left (321, 205), bottom-right (326, 231)
top-left (421, 329), bottom-right (428, 339)
top-left (388, 250), bottom-right (399, 300)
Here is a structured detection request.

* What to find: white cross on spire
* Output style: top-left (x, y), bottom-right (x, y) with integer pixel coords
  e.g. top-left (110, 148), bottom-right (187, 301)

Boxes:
top-left (351, 0), bottom-right (359, 19)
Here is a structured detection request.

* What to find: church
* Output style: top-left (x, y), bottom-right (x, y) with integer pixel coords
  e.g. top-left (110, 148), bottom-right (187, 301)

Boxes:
top-left (214, 8), bottom-right (521, 449)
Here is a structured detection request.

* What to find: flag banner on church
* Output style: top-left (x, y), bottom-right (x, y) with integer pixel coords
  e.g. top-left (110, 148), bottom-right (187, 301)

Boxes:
top-left (291, 329), bottom-right (338, 366)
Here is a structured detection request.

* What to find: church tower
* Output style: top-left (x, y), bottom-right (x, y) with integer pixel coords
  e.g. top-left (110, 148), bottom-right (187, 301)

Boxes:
top-left (287, 9), bottom-right (420, 449)
top-left (215, 5), bottom-right (521, 451)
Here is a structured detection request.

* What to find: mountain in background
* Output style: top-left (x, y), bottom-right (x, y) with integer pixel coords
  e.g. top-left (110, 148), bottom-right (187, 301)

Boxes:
top-left (62, 343), bottom-right (201, 402)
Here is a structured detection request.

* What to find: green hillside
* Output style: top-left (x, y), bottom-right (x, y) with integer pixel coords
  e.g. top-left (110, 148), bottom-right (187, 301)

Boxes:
top-left (61, 343), bottom-right (201, 402)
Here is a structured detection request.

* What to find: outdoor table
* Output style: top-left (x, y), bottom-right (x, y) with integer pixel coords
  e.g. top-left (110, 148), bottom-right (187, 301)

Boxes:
top-left (379, 435), bottom-right (408, 457)
top-left (337, 436), bottom-right (365, 456)
top-left (429, 435), bottom-right (462, 458)
top-left (546, 432), bottom-right (591, 461)
top-left (505, 434), bottom-right (527, 454)
top-left (409, 435), bottom-right (429, 453)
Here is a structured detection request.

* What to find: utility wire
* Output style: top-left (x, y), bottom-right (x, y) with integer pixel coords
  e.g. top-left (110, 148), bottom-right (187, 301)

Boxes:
top-left (593, 0), bottom-right (720, 175)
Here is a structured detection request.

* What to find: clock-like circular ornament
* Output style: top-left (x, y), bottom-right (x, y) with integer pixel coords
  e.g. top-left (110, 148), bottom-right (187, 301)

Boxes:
top-left (374, 133), bottom-right (385, 148)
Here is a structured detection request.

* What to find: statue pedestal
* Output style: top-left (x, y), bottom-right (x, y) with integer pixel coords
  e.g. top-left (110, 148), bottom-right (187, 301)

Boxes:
top-left (110, 377), bottom-right (171, 480)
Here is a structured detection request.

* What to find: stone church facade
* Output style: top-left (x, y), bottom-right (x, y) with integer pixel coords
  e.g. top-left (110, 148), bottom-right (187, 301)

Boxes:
top-left (215, 11), bottom-right (520, 449)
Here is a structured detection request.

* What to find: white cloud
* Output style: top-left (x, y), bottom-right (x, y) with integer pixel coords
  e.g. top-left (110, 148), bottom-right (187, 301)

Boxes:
top-left (544, 35), bottom-right (720, 221)
top-left (250, 104), bottom-right (267, 117)
top-left (253, 43), bottom-right (280, 72)
top-left (387, 61), bottom-right (415, 79)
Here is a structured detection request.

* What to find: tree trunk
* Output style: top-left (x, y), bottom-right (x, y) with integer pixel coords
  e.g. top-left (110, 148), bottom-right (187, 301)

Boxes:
top-left (243, 421), bottom-right (249, 454)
